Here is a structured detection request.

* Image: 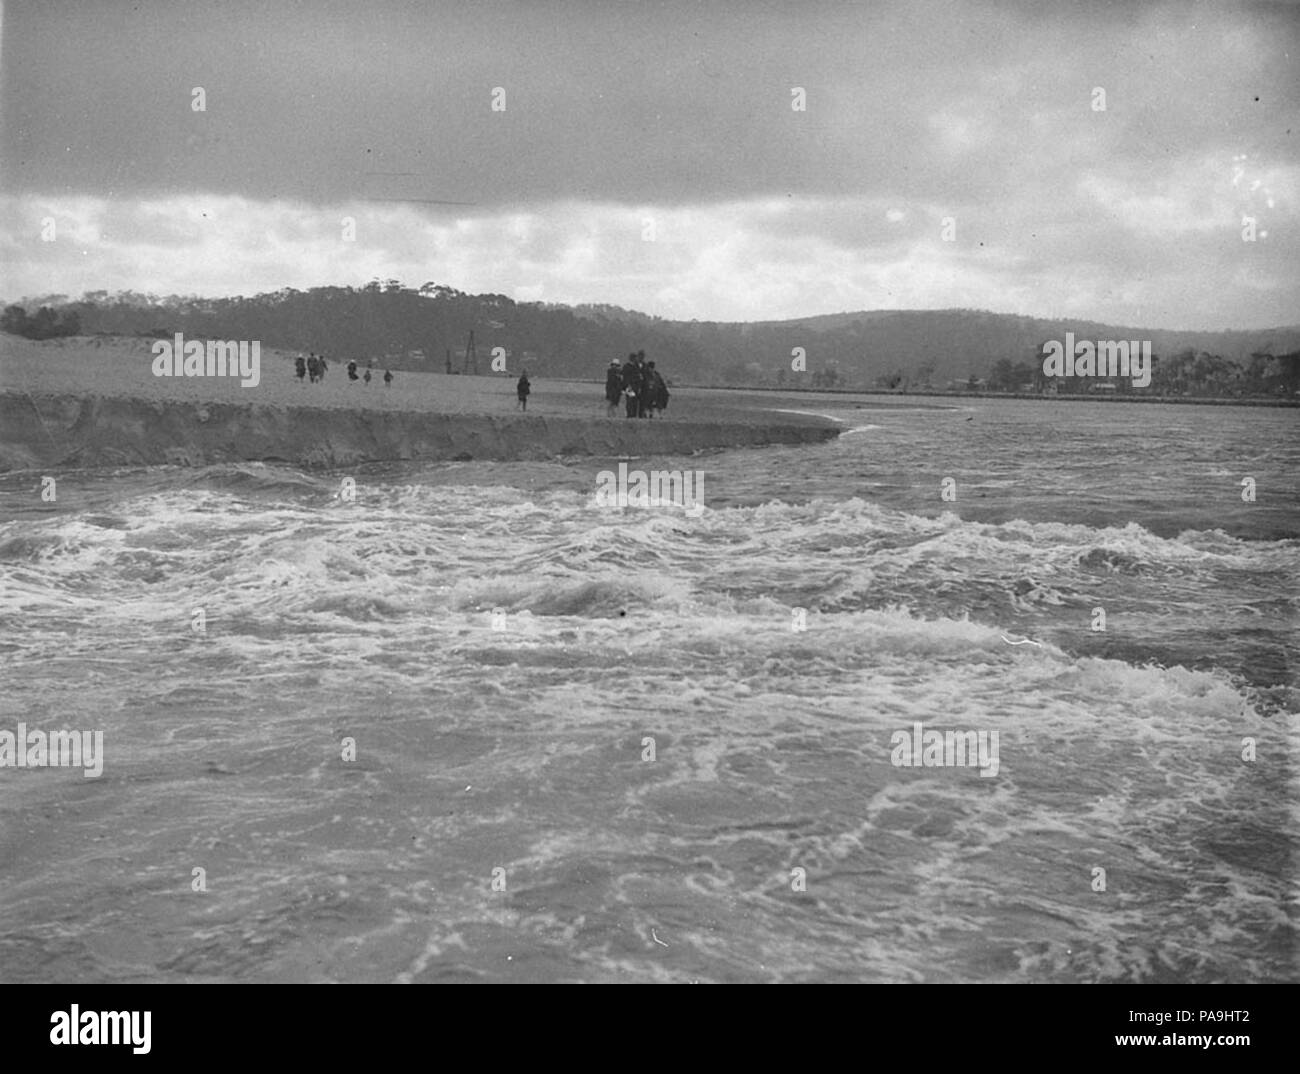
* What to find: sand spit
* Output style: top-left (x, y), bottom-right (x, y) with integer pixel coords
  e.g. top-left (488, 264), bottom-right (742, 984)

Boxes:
top-left (0, 392), bottom-right (838, 470)
top-left (0, 336), bottom-right (840, 470)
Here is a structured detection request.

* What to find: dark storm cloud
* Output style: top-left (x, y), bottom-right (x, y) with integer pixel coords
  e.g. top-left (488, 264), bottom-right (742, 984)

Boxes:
top-left (0, 0), bottom-right (1295, 327)
top-left (3, 0), bottom-right (1288, 206)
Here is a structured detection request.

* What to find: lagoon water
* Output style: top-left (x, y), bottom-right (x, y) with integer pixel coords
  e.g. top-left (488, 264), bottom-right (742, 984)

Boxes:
top-left (1, 397), bottom-right (1296, 982)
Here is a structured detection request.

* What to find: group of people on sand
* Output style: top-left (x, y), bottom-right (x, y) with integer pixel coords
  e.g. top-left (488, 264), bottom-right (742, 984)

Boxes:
top-left (290, 350), bottom-right (664, 415)
top-left (606, 351), bottom-right (669, 418)
top-left (295, 352), bottom-right (329, 383)
top-left (294, 353), bottom-right (392, 387)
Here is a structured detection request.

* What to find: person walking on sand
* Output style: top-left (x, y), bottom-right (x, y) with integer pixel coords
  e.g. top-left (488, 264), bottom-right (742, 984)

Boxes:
top-left (364, 368), bottom-right (372, 385)
top-left (346, 359), bottom-right (359, 381)
top-left (307, 354), bottom-right (320, 383)
top-left (605, 358), bottom-right (623, 417)
top-left (384, 370), bottom-right (393, 386)
top-left (295, 354), bottom-right (307, 384)
top-left (318, 354), bottom-right (328, 381)
top-left (516, 370), bottom-right (531, 411)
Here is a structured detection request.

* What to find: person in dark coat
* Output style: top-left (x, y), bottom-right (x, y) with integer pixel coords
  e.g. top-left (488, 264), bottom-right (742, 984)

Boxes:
top-left (635, 351), bottom-right (649, 417)
top-left (516, 371), bottom-right (531, 411)
top-left (307, 354), bottom-right (320, 383)
top-left (605, 359), bottom-right (623, 417)
top-left (295, 354), bottom-right (307, 383)
top-left (645, 361), bottom-right (667, 418)
top-left (346, 360), bottom-right (359, 381)
top-left (363, 368), bottom-right (372, 384)
top-left (383, 370), bottom-right (393, 386)
top-left (655, 365), bottom-right (670, 413)
top-left (621, 353), bottom-right (640, 418)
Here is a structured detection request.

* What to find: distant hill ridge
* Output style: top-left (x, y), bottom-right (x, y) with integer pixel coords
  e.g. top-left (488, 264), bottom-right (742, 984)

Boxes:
top-left (5, 286), bottom-right (1297, 389)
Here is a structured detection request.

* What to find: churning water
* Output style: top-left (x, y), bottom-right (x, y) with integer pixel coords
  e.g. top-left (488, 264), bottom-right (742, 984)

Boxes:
top-left (1, 398), bottom-right (1296, 982)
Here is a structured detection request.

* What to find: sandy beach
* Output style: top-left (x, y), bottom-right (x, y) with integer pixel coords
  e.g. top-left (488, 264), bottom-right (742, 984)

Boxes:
top-left (0, 335), bottom-right (844, 470)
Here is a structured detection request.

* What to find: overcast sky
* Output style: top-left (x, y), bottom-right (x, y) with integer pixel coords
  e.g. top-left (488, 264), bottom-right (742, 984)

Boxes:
top-left (1, 0), bottom-right (1295, 328)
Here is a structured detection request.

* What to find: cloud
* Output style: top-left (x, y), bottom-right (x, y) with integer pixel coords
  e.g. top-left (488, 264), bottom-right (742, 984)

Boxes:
top-left (0, 0), bottom-right (1296, 327)
top-left (6, 185), bottom-right (1292, 328)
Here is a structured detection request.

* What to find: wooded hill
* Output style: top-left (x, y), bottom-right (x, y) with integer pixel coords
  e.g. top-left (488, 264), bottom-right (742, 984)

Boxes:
top-left (6, 284), bottom-right (1298, 394)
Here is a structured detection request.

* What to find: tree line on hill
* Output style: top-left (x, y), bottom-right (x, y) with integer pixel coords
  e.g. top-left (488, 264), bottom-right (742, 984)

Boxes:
top-left (661, 309), bottom-right (1300, 397)
top-left (1, 304), bottom-right (82, 340)
top-left (1, 283), bottom-right (703, 380)
top-left (3, 285), bottom-right (1297, 397)
top-left (974, 350), bottom-right (1300, 397)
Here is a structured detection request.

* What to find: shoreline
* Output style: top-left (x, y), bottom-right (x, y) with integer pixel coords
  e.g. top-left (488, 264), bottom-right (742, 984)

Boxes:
top-left (0, 335), bottom-right (842, 472)
top-left (0, 391), bottom-right (841, 472)
top-left (676, 383), bottom-right (1300, 407)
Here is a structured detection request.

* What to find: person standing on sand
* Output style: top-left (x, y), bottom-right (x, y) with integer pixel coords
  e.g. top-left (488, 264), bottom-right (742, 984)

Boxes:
top-left (655, 364), bottom-right (670, 414)
top-left (635, 351), bottom-right (650, 417)
top-left (307, 354), bottom-right (320, 383)
top-left (645, 360), bottom-right (666, 419)
top-left (384, 370), bottom-right (393, 386)
top-left (621, 353), bottom-right (640, 418)
top-left (605, 358), bottom-right (623, 416)
top-left (516, 370), bottom-right (531, 411)
top-left (318, 355), bottom-right (328, 381)
top-left (364, 368), bottom-right (372, 385)
top-left (347, 359), bottom-right (358, 381)
top-left (295, 354), bottom-right (307, 383)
